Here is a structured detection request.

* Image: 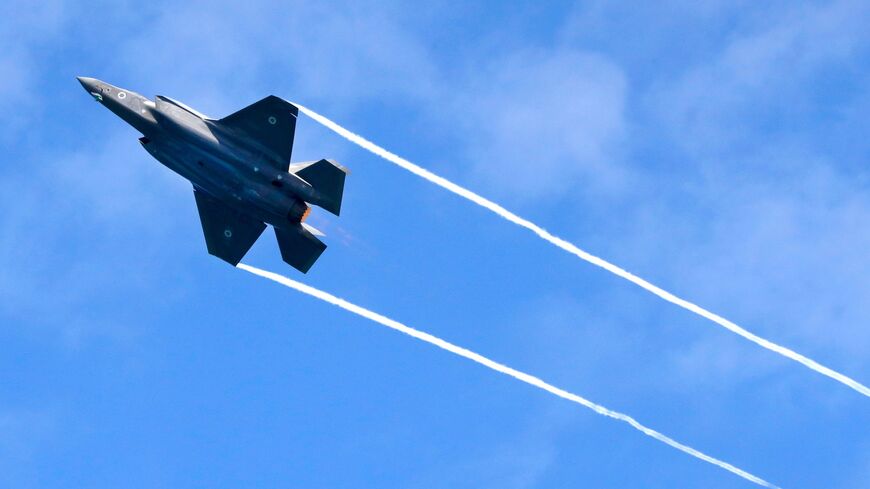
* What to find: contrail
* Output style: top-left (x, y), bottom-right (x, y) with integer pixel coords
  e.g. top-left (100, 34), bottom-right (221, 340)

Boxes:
top-left (293, 103), bottom-right (870, 399)
top-left (238, 263), bottom-right (780, 489)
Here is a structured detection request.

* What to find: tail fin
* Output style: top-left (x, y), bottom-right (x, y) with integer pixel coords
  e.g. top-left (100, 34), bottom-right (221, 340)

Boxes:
top-left (275, 223), bottom-right (327, 273)
top-left (289, 159), bottom-right (347, 216)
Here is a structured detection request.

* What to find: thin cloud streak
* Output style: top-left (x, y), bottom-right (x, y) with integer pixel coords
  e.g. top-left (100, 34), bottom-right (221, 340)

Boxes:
top-left (238, 263), bottom-right (780, 489)
top-left (293, 103), bottom-right (870, 399)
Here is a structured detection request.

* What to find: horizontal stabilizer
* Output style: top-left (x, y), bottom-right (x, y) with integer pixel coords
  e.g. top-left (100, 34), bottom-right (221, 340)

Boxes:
top-left (193, 188), bottom-right (266, 265)
top-left (289, 159), bottom-right (347, 216)
top-left (275, 224), bottom-right (327, 273)
top-left (217, 95), bottom-right (298, 167)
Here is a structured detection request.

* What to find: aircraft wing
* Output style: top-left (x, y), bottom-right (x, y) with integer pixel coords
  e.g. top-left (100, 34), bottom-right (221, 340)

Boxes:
top-left (216, 95), bottom-right (298, 167)
top-left (193, 188), bottom-right (266, 265)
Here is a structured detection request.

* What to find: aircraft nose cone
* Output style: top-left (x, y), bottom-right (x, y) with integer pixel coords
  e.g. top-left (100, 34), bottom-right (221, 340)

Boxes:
top-left (77, 76), bottom-right (96, 91)
top-left (77, 76), bottom-right (104, 102)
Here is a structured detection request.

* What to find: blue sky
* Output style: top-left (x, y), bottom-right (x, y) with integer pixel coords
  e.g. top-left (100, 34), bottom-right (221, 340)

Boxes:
top-left (2, 0), bottom-right (869, 487)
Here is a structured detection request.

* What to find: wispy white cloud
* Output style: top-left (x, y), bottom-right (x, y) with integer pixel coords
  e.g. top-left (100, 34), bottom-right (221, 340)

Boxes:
top-left (109, 0), bottom-right (438, 114)
top-left (599, 0), bottom-right (870, 384)
top-left (657, 154), bottom-right (870, 374)
top-left (452, 48), bottom-right (628, 202)
top-left (0, 0), bottom-right (67, 136)
top-left (0, 130), bottom-right (187, 343)
top-left (648, 0), bottom-right (870, 154)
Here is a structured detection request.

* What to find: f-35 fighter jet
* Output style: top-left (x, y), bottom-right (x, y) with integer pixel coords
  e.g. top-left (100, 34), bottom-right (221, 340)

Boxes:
top-left (77, 77), bottom-right (347, 273)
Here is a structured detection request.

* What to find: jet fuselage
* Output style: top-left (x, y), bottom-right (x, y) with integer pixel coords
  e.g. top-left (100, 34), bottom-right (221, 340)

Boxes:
top-left (77, 77), bottom-right (318, 228)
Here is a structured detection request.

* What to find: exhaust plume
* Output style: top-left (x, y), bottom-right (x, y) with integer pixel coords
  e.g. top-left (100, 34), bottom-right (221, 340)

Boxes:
top-left (238, 263), bottom-right (780, 488)
top-left (293, 103), bottom-right (869, 399)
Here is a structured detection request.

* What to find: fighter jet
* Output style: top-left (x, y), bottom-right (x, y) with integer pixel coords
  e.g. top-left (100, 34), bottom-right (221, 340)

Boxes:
top-left (77, 77), bottom-right (347, 273)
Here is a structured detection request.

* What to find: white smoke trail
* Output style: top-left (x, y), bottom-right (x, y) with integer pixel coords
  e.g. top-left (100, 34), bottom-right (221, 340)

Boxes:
top-left (293, 103), bottom-right (870, 399)
top-left (237, 263), bottom-right (780, 489)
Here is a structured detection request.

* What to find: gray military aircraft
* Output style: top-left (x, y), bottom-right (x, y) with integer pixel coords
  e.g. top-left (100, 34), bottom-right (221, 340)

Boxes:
top-left (77, 77), bottom-right (347, 273)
